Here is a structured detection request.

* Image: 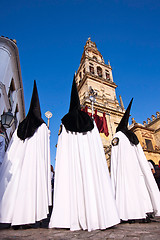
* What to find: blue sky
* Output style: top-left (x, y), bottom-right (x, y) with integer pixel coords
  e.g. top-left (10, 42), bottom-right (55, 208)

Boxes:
top-left (1, 0), bottom-right (160, 166)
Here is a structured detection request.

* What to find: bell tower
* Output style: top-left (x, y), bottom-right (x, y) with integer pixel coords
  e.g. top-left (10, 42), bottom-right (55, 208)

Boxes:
top-left (75, 37), bottom-right (124, 163)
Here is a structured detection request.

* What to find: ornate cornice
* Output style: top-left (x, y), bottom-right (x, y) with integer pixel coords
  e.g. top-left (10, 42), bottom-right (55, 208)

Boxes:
top-left (77, 72), bottom-right (117, 92)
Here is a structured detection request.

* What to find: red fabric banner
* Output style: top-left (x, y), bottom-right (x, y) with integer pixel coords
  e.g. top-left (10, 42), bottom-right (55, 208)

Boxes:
top-left (82, 107), bottom-right (109, 137)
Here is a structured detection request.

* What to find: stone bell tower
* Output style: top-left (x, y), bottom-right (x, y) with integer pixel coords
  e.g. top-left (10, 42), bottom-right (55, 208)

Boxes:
top-left (75, 37), bottom-right (124, 163)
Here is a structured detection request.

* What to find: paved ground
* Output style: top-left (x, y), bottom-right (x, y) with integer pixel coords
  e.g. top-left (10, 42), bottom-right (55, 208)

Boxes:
top-left (0, 217), bottom-right (160, 240)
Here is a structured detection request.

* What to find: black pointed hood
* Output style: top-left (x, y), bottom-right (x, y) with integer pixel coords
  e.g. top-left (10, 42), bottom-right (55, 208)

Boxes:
top-left (17, 80), bottom-right (45, 140)
top-left (116, 98), bottom-right (133, 133)
top-left (116, 98), bottom-right (139, 145)
top-left (61, 76), bottom-right (94, 132)
top-left (69, 76), bottom-right (81, 112)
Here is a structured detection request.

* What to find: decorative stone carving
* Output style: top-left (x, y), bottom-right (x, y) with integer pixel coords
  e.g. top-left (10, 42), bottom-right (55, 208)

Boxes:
top-left (151, 115), bottom-right (156, 121)
top-left (142, 132), bottom-right (153, 139)
top-left (147, 118), bottom-right (151, 124)
top-left (155, 145), bottom-right (160, 151)
top-left (119, 95), bottom-right (124, 110)
top-left (156, 112), bottom-right (160, 118)
top-left (143, 121), bottom-right (147, 126)
top-left (131, 118), bottom-right (136, 124)
top-left (101, 56), bottom-right (105, 63)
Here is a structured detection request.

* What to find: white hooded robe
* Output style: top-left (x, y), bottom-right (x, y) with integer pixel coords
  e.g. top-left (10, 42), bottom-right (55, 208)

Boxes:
top-left (0, 123), bottom-right (52, 226)
top-left (49, 123), bottom-right (120, 231)
top-left (111, 131), bottom-right (160, 221)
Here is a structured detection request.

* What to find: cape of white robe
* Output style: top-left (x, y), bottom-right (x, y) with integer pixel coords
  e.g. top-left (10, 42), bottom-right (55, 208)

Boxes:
top-left (49, 123), bottom-right (120, 231)
top-left (111, 131), bottom-right (160, 221)
top-left (0, 123), bottom-right (52, 225)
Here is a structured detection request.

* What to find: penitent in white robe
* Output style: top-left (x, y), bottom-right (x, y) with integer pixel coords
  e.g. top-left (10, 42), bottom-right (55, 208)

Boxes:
top-left (49, 123), bottom-right (120, 231)
top-left (0, 123), bottom-right (52, 226)
top-left (111, 131), bottom-right (160, 221)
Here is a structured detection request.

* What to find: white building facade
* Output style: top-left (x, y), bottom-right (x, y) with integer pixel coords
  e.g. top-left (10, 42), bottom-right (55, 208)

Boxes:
top-left (0, 36), bottom-right (25, 146)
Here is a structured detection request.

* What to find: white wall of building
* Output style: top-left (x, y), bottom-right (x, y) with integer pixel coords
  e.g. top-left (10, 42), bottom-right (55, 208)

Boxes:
top-left (0, 36), bottom-right (25, 143)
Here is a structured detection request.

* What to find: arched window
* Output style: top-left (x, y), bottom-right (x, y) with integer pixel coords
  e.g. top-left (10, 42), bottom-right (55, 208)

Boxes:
top-left (93, 56), bottom-right (97, 61)
top-left (89, 66), bottom-right (94, 74)
top-left (105, 70), bottom-right (110, 80)
top-left (97, 66), bottom-right (102, 77)
top-left (8, 78), bottom-right (15, 110)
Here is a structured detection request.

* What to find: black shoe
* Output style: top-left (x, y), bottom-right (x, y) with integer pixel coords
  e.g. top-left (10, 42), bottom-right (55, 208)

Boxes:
top-left (12, 225), bottom-right (21, 230)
